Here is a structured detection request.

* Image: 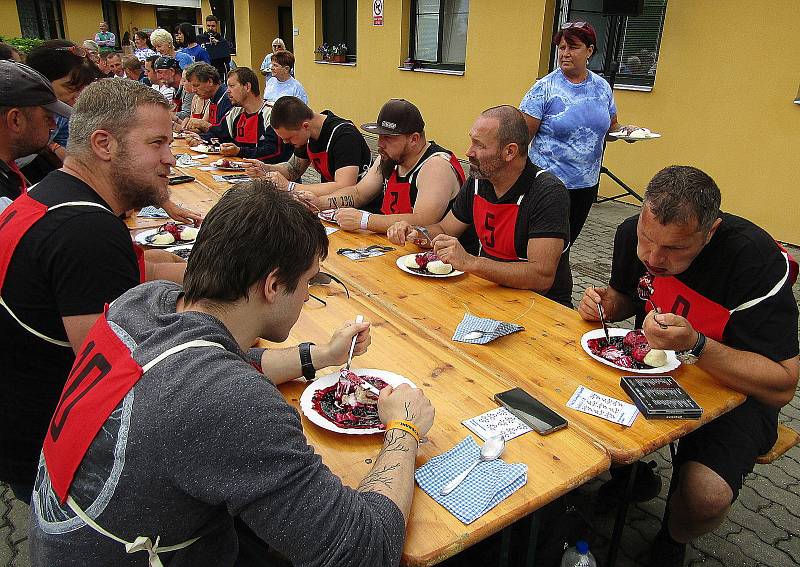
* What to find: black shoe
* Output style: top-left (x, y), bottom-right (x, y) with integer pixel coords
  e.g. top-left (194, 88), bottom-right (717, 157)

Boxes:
top-left (640, 527), bottom-right (686, 567)
top-left (597, 460), bottom-right (662, 503)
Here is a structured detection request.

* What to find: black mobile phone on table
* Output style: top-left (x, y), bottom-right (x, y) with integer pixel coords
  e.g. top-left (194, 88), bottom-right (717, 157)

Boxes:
top-left (494, 387), bottom-right (568, 435)
top-left (168, 175), bottom-right (195, 185)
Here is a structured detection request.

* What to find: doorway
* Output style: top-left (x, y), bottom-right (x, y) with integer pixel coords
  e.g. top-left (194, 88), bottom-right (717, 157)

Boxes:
top-left (278, 6), bottom-right (293, 52)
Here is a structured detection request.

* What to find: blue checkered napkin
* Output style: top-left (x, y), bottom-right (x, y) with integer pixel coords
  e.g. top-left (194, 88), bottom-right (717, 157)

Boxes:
top-left (452, 313), bottom-right (524, 345)
top-left (415, 436), bottom-right (528, 524)
top-left (137, 206), bottom-right (169, 218)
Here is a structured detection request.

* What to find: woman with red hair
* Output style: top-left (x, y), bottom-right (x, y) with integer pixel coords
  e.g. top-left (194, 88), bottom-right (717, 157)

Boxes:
top-left (520, 21), bottom-right (626, 245)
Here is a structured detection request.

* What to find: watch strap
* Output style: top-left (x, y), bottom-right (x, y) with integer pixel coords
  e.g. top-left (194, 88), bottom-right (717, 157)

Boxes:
top-left (299, 342), bottom-right (316, 381)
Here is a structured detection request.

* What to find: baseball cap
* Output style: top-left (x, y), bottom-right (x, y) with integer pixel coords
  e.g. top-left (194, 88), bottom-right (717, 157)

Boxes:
top-left (0, 61), bottom-right (72, 118)
top-left (361, 99), bottom-right (425, 135)
top-left (154, 56), bottom-right (181, 71)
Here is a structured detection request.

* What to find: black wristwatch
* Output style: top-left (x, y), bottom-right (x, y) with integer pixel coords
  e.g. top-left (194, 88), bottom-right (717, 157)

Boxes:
top-left (299, 342), bottom-right (316, 381)
top-left (676, 332), bottom-right (706, 365)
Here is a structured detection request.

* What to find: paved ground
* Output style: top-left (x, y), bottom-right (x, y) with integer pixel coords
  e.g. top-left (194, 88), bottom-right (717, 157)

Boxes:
top-left (2, 200), bottom-right (798, 566)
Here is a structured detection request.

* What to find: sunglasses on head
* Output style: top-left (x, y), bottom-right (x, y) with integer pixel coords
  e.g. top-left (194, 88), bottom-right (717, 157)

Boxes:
top-left (561, 21), bottom-right (589, 30)
top-left (54, 46), bottom-right (88, 58)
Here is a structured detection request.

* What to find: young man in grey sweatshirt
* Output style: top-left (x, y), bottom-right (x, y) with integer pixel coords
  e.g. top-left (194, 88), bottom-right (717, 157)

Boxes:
top-left (29, 181), bottom-right (435, 567)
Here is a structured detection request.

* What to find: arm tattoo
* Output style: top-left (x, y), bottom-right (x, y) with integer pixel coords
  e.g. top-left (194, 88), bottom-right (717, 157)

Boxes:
top-left (286, 154), bottom-right (305, 180)
top-left (358, 463), bottom-right (400, 492)
top-left (340, 195), bottom-right (355, 208)
top-left (404, 402), bottom-right (416, 422)
top-left (382, 429), bottom-right (411, 453)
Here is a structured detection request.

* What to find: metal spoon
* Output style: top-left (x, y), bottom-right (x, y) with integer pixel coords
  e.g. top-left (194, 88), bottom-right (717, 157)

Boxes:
top-left (440, 435), bottom-right (506, 495)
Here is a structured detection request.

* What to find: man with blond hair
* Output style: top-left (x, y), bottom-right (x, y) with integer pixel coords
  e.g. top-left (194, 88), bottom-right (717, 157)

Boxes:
top-left (0, 79), bottom-right (186, 503)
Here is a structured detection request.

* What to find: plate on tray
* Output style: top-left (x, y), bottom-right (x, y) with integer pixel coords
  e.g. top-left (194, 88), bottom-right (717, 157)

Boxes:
top-left (396, 254), bottom-right (464, 278)
top-left (581, 328), bottom-right (680, 374)
top-left (134, 225), bottom-right (198, 248)
top-left (189, 144), bottom-right (221, 154)
top-left (299, 369), bottom-right (416, 435)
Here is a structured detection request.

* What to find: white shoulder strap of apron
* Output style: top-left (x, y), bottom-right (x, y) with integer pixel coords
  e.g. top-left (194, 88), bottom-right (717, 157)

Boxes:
top-left (730, 251), bottom-right (792, 313)
top-left (65, 339), bottom-right (225, 566)
top-left (0, 200), bottom-right (113, 348)
top-left (325, 122), bottom-right (348, 153)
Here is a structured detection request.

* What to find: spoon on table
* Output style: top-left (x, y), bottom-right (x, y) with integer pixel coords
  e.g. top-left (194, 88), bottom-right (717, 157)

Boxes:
top-left (440, 435), bottom-right (506, 496)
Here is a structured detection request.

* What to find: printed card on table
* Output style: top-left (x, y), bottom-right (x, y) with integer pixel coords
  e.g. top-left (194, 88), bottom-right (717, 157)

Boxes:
top-left (566, 386), bottom-right (639, 427)
top-left (462, 407), bottom-right (532, 442)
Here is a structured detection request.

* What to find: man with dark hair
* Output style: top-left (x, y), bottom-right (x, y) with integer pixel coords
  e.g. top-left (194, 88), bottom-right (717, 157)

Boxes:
top-left (388, 105), bottom-right (573, 305)
top-left (244, 95), bottom-right (371, 191)
top-left (181, 61), bottom-right (231, 134)
top-left (0, 61), bottom-right (71, 207)
top-left (190, 67), bottom-right (292, 162)
top-left (298, 99), bottom-right (471, 242)
top-left (0, 79), bottom-right (187, 503)
top-left (200, 14), bottom-right (232, 79)
top-left (106, 52), bottom-right (125, 78)
top-left (0, 42), bottom-right (22, 61)
top-left (144, 54), bottom-right (159, 87)
top-left (263, 50), bottom-right (307, 104)
top-left (579, 165), bottom-right (799, 566)
top-left (30, 181), bottom-right (435, 567)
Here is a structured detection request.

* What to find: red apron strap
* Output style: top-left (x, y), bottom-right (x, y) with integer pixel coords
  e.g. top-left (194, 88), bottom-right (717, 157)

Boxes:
top-left (7, 160), bottom-right (28, 194)
top-left (650, 276), bottom-right (729, 342)
top-left (0, 193), bottom-right (48, 290)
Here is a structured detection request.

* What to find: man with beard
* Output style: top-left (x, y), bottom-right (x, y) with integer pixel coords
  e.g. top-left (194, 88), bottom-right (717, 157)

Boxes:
top-left (180, 62), bottom-right (232, 134)
top-left (153, 56), bottom-right (184, 113)
top-left (243, 95), bottom-right (371, 194)
top-left (185, 67), bottom-right (291, 163)
top-left (293, 99), bottom-right (469, 241)
top-left (388, 105), bottom-right (572, 306)
top-left (0, 79), bottom-right (186, 503)
top-left (0, 61), bottom-right (71, 209)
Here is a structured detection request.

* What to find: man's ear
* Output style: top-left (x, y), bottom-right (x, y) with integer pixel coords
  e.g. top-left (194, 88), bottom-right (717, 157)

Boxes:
top-left (704, 217), bottom-right (723, 244)
top-left (89, 130), bottom-right (117, 162)
top-left (262, 268), bottom-right (282, 304)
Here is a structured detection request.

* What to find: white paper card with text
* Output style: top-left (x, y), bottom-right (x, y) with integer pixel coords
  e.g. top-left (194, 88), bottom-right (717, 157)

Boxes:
top-left (462, 407), bottom-right (532, 441)
top-left (566, 386), bottom-right (639, 427)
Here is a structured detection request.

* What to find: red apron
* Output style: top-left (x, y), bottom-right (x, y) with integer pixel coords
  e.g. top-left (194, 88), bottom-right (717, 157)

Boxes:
top-left (0, 193), bottom-right (146, 347)
top-left (306, 122), bottom-right (348, 182)
top-left (207, 86), bottom-right (228, 127)
top-left (6, 160), bottom-right (28, 193)
top-left (380, 150), bottom-right (465, 215)
top-left (650, 247), bottom-right (798, 342)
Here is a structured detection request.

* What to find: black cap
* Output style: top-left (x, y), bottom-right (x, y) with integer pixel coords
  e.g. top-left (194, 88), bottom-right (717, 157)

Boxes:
top-left (154, 56), bottom-right (181, 71)
top-left (361, 99), bottom-right (425, 135)
top-left (0, 61), bottom-right (72, 118)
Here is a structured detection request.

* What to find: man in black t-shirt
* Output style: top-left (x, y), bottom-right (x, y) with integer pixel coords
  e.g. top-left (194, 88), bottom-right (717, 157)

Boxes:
top-left (243, 96), bottom-right (371, 196)
top-left (0, 79), bottom-right (186, 503)
top-left (388, 105), bottom-right (572, 306)
top-left (0, 61), bottom-right (72, 207)
top-left (578, 166), bottom-right (799, 566)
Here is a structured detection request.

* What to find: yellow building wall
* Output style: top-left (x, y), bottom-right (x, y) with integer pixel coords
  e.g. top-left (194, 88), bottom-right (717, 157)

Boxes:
top-left (601, 0), bottom-right (800, 243)
top-left (62, 0), bottom-right (104, 45)
top-left (291, 0), bottom-right (555, 158)
top-left (117, 2), bottom-right (157, 37)
top-left (0, 1), bottom-right (22, 38)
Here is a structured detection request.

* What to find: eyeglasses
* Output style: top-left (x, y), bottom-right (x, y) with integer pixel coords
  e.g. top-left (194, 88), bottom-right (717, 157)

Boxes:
top-left (309, 271), bottom-right (350, 306)
top-left (561, 21), bottom-right (589, 30)
top-left (54, 46), bottom-right (88, 58)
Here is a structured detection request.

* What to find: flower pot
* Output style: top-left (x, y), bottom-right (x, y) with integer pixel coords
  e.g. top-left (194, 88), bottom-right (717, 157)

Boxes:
top-left (332, 54), bottom-right (346, 63)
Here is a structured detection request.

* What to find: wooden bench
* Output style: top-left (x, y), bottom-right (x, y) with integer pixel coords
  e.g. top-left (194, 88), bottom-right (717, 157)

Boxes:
top-left (756, 423), bottom-right (800, 465)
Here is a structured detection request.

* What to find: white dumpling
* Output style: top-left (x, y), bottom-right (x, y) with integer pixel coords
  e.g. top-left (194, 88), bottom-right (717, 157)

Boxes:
top-left (629, 127), bottom-right (651, 139)
top-left (427, 260), bottom-right (453, 275)
top-left (150, 232), bottom-right (175, 245)
top-left (179, 227), bottom-right (199, 241)
top-left (403, 255), bottom-right (420, 269)
top-left (644, 348), bottom-right (667, 367)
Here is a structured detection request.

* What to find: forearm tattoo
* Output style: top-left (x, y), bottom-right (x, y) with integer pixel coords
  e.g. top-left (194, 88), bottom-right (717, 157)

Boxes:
top-left (329, 195), bottom-right (355, 209)
top-left (285, 155), bottom-right (305, 180)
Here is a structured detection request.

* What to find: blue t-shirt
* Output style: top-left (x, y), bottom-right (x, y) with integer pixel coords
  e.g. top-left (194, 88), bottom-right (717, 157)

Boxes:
top-left (180, 44), bottom-right (211, 64)
top-left (520, 69), bottom-right (616, 189)
top-left (174, 51), bottom-right (194, 70)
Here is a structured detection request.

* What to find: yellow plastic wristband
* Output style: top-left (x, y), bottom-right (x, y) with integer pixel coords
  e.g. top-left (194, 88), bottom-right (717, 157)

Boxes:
top-left (385, 420), bottom-right (421, 444)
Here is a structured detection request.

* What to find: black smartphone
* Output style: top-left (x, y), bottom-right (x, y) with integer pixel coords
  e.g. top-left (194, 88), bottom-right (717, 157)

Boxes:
top-left (168, 175), bottom-right (195, 185)
top-left (494, 388), bottom-right (568, 435)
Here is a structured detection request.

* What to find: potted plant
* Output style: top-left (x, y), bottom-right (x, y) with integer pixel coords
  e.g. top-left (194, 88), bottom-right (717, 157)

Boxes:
top-left (402, 57), bottom-right (418, 70)
top-left (331, 43), bottom-right (348, 63)
top-left (315, 43), bottom-right (332, 61)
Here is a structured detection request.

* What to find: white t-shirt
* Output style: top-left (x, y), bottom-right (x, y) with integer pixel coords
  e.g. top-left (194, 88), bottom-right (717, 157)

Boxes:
top-left (263, 76), bottom-right (308, 104)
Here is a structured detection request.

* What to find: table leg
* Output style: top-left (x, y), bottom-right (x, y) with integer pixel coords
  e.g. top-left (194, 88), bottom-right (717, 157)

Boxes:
top-left (498, 525), bottom-right (512, 567)
top-left (606, 460), bottom-right (639, 567)
top-left (523, 511), bottom-right (540, 567)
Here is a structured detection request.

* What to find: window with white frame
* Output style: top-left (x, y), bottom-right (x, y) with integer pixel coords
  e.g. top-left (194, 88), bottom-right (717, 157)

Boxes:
top-left (410, 0), bottom-right (469, 71)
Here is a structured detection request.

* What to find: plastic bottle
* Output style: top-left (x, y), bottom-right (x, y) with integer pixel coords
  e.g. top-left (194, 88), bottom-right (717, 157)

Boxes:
top-left (560, 540), bottom-right (597, 567)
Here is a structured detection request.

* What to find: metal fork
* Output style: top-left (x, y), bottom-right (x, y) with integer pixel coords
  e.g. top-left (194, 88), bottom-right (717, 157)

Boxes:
top-left (413, 225), bottom-right (434, 245)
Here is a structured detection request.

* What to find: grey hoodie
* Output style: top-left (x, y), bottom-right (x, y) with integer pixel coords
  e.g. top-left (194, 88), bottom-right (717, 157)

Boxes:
top-left (30, 281), bottom-right (405, 567)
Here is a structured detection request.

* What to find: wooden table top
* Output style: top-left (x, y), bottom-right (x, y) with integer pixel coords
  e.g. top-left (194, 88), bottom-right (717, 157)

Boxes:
top-left (258, 286), bottom-right (609, 566)
top-left (314, 228), bottom-right (746, 465)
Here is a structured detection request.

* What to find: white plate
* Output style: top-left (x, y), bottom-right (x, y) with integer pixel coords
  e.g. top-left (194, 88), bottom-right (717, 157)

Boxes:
top-left (609, 131), bottom-right (661, 140)
top-left (300, 369), bottom-right (416, 435)
top-left (189, 145), bottom-right (221, 154)
top-left (213, 160), bottom-right (246, 171)
top-left (166, 244), bottom-right (193, 259)
top-left (396, 254), bottom-right (464, 278)
top-left (318, 210), bottom-right (338, 223)
top-left (134, 226), bottom-right (197, 248)
top-left (581, 328), bottom-right (680, 374)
